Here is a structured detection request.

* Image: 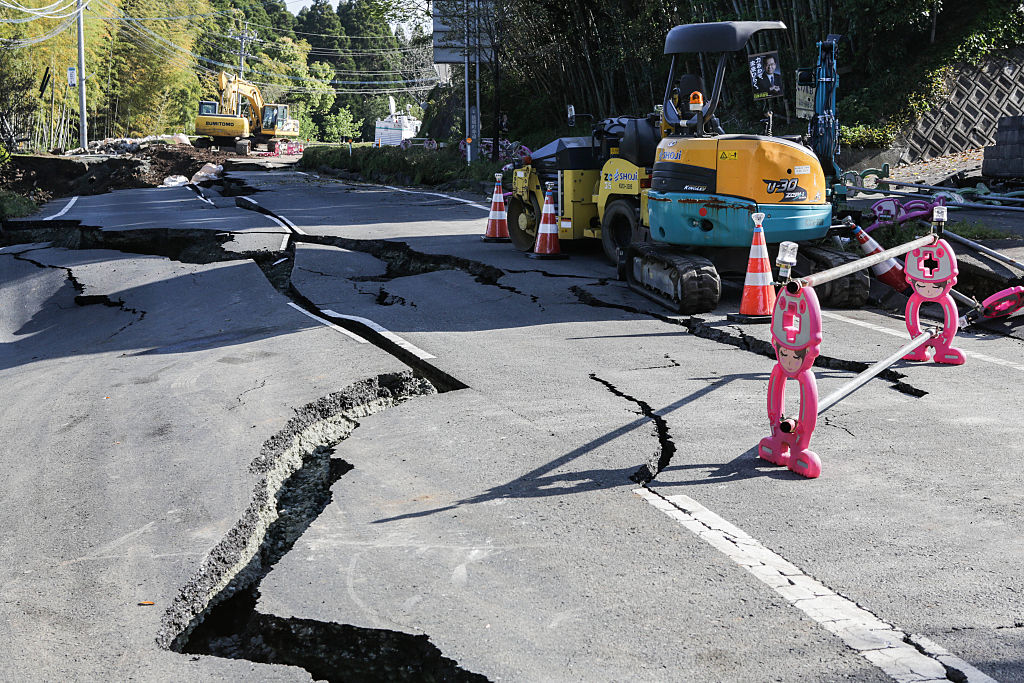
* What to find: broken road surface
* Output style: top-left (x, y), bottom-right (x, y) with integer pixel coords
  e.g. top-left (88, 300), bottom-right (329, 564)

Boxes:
top-left (1, 168), bottom-right (1021, 682)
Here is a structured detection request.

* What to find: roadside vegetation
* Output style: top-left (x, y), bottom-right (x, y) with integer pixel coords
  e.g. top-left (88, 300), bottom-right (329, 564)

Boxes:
top-left (299, 143), bottom-right (502, 187)
top-left (872, 218), bottom-right (1013, 249)
top-left (0, 189), bottom-right (37, 220)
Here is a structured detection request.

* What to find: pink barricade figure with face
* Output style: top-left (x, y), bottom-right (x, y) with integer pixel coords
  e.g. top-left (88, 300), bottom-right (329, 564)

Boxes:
top-left (903, 239), bottom-right (964, 365)
top-left (758, 285), bottom-right (824, 478)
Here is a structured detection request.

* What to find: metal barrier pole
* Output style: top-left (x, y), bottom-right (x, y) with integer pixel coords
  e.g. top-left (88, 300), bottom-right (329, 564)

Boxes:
top-left (789, 234), bottom-right (937, 292)
top-left (880, 179), bottom-right (1024, 204)
top-left (944, 230), bottom-right (1024, 273)
top-left (814, 330), bottom-right (937, 416)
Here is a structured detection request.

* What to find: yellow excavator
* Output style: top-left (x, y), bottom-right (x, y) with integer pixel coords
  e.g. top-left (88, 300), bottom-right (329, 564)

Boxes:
top-left (194, 71), bottom-right (300, 155)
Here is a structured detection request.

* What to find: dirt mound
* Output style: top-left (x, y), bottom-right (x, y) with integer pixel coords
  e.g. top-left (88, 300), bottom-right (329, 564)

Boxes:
top-left (0, 145), bottom-right (231, 199)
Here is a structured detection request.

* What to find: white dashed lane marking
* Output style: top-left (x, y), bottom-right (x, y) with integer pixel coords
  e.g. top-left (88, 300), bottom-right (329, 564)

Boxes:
top-left (635, 487), bottom-right (997, 683)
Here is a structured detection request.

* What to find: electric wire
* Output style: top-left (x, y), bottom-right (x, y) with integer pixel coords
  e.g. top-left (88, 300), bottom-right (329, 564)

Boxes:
top-left (0, 11), bottom-right (76, 45)
top-left (100, 10), bottom-right (437, 90)
top-left (0, 0), bottom-right (89, 24)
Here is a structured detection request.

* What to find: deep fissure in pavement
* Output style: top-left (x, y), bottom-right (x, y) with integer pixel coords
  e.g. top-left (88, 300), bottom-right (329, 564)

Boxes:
top-left (7, 247), bottom-right (147, 336)
top-left (0, 224), bottom-right (468, 392)
top-left (589, 374), bottom-right (677, 484)
top-left (160, 372), bottom-right (487, 681)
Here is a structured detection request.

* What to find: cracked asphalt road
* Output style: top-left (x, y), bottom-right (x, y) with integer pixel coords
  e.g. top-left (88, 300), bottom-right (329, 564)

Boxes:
top-left (1, 166), bottom-right (1022, 682)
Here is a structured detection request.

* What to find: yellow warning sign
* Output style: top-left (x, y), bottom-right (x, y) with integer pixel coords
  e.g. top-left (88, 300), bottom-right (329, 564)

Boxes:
top-left (720, 151), bottom-right (738, 160)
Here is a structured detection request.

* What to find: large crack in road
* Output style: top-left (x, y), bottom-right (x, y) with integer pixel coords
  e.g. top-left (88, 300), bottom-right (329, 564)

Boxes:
top-left (154, 372), bottom-right (487, 681)
top-left (0, 214), bottom-right (942, 680)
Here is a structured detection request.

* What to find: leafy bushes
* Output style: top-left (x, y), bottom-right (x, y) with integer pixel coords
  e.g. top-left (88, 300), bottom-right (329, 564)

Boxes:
top-left (0, 190), bottom-right (37, 220)
top-left (300, 144), bottom-right (503, 187)
top-left (839, 124), bottom-right (901, 149)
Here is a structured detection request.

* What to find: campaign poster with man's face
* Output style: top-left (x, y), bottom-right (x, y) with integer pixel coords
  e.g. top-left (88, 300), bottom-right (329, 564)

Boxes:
top-left (750, 51), bottom-right (784, 100)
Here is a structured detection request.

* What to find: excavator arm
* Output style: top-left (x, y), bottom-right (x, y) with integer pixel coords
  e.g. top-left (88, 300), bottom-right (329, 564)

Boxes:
top-left (217, 71), bottom-right (265, 132)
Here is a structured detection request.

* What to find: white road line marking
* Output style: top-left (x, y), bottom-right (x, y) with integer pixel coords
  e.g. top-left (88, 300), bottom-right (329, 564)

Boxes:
top-left (821, 311), bottom-right (907, 339)
top-left (635, 488), bottom-right (996, 683)
top-left (271, 257), bottom-right (289, 266)
top-left (265, 213), bottom-right (291, 232)
top-left (279, 233), bottom-right (290, 251)
top-left (906, 635), bottom-right (999, 683)
top-left (296, 171), bottom-right (309, 176)
top-left (281, 215), bottom-right (305, 234)
top-left (43, 195), bottom-right (78, 220)
top-left (286, 302), bottom-right (368, 343)
top-left (382, 184), bottom-right (490, 211)
top-left (322, 308), bottom-right (435, 359)
top-left (266, 207), bottom-right (305, 235)
top-left (823, 311), bottom-right (1024, 373)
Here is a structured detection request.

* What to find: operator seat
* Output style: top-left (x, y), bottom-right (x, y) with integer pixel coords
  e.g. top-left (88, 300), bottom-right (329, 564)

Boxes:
top-left (619, 118), bottom-right (660, 167)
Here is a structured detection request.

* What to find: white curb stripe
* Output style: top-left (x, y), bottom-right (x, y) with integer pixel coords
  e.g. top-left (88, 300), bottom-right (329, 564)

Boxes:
top-left (822, 311), bottom-right (1024, 373)
top-left (286, 303), bottom-right (368, 343)
top-left (274, 212), bottom-right (305, 234)
top-left (382, 184), bottom-right (490, 211)
top-left (43, 195), bottom-right (78, 220)
top-left (321, 309), bottom-right (435, 359)
top-left (279, 233), bottom-right (290, 251)
top-left (635, 488), bottom-right (996, 683)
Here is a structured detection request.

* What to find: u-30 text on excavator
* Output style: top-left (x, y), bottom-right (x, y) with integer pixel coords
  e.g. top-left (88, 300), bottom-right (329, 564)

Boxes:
top-left (504, 21), bottom-right (867, 313)
top-left (194, 71), bottom-right (300, 155)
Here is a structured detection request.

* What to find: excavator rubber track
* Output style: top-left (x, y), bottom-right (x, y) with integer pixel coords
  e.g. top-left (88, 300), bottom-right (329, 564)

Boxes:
top-left (798, 245), bottom-right (871, 308)
top-left (624, 243), bottom-right (722, 314)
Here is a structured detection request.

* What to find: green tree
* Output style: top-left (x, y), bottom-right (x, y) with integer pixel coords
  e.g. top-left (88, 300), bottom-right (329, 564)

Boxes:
top-left (0, 42), bottom-right (35, 152)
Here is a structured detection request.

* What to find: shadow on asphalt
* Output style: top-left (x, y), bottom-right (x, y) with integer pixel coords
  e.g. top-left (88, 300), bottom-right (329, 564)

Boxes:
top-left (367, 371), bottom-right (834, 527)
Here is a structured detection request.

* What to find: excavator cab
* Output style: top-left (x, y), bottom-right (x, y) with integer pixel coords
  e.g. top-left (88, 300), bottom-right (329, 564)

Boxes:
top-left (620, 21), bottom-right (867, 314)
top-left (649, 21), bottom-right (832, 249)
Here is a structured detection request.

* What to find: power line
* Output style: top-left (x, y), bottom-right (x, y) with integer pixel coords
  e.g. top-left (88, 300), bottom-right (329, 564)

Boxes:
top-left (0, 11), bottom-right (77, 45)
top-left (0, 0), bottom-right (89, 23)
top-left (213, 10), bottom-right (414, 41)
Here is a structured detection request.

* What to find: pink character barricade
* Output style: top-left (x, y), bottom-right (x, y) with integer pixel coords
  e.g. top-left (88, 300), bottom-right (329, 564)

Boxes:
top-left (903, 239), bottom-right (965, 365)
top-left (758, 285), bottom-right (823, 478)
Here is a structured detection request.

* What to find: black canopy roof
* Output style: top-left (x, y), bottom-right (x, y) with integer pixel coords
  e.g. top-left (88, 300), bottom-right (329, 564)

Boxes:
top-left (664, 21), bottom-right (786, 54)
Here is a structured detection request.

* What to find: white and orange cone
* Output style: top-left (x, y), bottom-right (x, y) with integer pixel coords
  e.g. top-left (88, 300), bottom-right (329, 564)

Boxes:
top-left (851, 225), bottom-right (909, 293)
top-left (727, 212), bottom-right (776, 323)
top-left (528, 183), bottom-right (568, 259)
top-left (482, 173), bottom-right (511, 243)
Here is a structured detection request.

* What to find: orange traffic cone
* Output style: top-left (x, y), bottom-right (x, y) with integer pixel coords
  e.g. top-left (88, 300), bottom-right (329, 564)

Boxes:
top-left (727, 212), bottom-right (776, 323)
top-left (482, 173), bottom-right (511, 243)
top-left (528, 183), bottom-right (568, 260)
top-left (851, 225), bottom-right (909, 293)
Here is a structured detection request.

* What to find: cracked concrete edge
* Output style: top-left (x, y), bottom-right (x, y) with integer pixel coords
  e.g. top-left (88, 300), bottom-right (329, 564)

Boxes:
top-left (904, 634), bottom-right (1000, 683)
top-left (156, 372), bottom-right (437, 651)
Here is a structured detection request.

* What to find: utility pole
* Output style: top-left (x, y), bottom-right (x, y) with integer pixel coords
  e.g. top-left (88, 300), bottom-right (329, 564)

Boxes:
top-left (463, 0), bottom-right (471, 165)
top-left (230, 21), bottom-right (257, 115)
top-left (49, 54), bottom-right (55, 150)
top-left (491, 2), bottom-right (500, 162)
top-left (473, 0), bottom-right (480, 164)
top-left (76, 0), bottom-right (87, 149)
